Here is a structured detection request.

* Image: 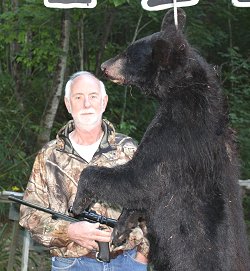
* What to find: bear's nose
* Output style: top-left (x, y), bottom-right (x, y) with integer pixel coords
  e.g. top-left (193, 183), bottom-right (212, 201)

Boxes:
top-left (101, 62), bottom-right (107, 72)
top-left (101, 63), bottom-right (110, 78)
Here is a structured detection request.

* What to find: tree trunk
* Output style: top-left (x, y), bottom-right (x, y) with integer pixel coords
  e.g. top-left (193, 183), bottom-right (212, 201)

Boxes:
top-left (77, 14), bottom-right (86, 70)
top-left (36, 11), bottom-right (70, 149)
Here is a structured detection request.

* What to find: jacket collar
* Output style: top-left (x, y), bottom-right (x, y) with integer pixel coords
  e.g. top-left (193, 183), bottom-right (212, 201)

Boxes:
top-left (56, 119), bottom-right (117, 156)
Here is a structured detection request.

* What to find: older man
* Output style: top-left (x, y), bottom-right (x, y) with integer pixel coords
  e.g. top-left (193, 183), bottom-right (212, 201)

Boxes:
top-left (20, 71), bottom-right (149, 271)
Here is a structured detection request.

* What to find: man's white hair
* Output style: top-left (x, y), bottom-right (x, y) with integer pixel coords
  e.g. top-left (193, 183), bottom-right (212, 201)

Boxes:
top-left (64, 71), bottom-right (107, 99)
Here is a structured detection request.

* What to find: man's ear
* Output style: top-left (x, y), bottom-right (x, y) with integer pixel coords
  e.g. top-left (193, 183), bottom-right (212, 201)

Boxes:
top-left (64, 97), bottom-right (72, 114)
top-left (102, 95), bottom-right (108, 113)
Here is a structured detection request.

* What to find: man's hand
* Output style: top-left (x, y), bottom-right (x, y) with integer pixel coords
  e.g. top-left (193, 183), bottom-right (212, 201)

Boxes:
top-left (67, 221), bottom-right (112, 250)
top-left (135, 251), bottom-right (148, 264)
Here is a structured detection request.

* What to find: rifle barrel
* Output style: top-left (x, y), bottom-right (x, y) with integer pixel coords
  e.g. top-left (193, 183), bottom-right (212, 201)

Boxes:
top-left (8, 195), bottom-right (78, 223)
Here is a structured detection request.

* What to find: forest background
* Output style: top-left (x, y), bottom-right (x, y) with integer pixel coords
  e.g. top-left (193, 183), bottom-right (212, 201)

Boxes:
top-left (0, 0), bottom-right (250, 269)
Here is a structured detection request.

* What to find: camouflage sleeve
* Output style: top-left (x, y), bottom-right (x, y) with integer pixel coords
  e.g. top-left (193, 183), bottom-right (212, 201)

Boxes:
top-left (19, 150), bottom-right (71, 248)
top-left (136, 221), bottom-right (150, 258)
top-left (116, 133), bottom-right (138, 158)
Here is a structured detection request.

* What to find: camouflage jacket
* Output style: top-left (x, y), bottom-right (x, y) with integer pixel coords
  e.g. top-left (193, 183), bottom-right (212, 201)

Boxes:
top-left (19, 119), bottom-right (149, 258)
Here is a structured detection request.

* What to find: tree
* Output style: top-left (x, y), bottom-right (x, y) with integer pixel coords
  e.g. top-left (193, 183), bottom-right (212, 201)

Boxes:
top-left (37, 10), bottom-right (71, 148)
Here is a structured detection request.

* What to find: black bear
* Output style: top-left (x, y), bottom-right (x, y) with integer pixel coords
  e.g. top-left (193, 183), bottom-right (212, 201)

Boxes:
top-left (72, 8), bottom-right (250, 270)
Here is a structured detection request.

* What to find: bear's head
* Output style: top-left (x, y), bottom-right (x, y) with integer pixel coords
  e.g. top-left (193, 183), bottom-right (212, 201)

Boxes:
top-left (101, 8), bottom-right (191, 100)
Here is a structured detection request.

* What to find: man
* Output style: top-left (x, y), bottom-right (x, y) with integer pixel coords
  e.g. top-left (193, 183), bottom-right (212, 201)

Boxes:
top-left (19, 71), bottom-right (149, 271)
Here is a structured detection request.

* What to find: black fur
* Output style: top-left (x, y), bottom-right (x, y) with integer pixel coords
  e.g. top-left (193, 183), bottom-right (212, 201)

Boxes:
top-left (73, 9), bottom-right (250, 270)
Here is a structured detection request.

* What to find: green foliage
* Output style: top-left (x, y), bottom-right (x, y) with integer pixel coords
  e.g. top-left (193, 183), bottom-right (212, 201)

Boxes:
top-left (101, 78), bottom-right (158, 142)
top-left (243, 191), bottom-right (250, 212)
top-left (243, 190), bottom-right (250, 234)
top-left (220, 47), bottom-right (250, 178)
top-left (0, 1), bottom-right (62, 73)
top-left (109, 0), bottom-right (129, 7)
top-left (0, 224), bottom-right (9, 267)
top-left (0, 74), bottom-right (34, 191)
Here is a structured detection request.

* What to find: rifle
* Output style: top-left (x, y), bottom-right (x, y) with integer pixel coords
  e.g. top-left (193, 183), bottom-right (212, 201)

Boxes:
top-left (8, 195), bottom-right (117, 262)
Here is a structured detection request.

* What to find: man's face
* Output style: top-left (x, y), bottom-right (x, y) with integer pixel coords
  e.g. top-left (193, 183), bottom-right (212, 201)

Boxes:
top-left (65, 75), bottom-right (108, 130)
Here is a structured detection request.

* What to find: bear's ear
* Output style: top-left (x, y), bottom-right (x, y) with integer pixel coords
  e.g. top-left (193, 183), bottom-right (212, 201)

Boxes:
top-left (152, 37), bottom-right (187, 67)
top-left (161, 8), bottom-right (186, 32)
top-left (152, 39), bottom-right (171, 67)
